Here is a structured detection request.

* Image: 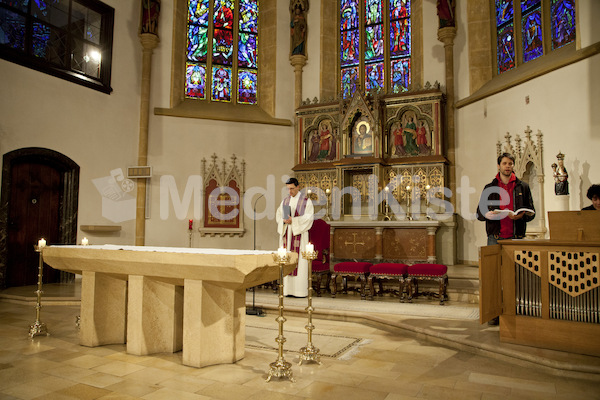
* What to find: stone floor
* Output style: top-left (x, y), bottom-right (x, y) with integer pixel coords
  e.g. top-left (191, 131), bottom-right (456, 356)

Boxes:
top-left (0, 282), bottom-right (599, 399)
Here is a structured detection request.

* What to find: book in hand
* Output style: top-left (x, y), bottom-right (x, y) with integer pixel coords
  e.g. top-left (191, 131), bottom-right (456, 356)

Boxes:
top-left (493, 208), bottom-right (535, 216)
top-left (282, 205), bottom-right (291, 220)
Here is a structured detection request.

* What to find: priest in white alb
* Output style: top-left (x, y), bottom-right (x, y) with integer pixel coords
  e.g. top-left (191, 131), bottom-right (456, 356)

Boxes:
top-left (276, 177), bottom-right (314, 297)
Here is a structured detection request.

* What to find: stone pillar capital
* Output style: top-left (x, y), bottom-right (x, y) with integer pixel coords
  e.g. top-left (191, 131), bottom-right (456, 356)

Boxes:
top-left (437, 26), bottom-right (457, 46)
top-left (139, 33), bottom-right (160, 51)
top-left (290, 54), bottom-right (307, 70)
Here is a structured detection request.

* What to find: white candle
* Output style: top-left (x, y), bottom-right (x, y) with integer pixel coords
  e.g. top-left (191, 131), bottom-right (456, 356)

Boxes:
top-left (81, 237), bottom-right (89, 246)
top-left (277, 247), bottom-right (287, 258)
top-left (38, 238), bottom-right (46, 248)
top-left (306, 242), bottom-right (314, 253)
top-left (325, 188), bottom-right (330, 194)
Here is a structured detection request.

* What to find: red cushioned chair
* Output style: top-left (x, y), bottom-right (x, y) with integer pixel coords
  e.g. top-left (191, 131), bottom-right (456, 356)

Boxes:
top-left (367, 263), bottom-right (409, 302)
top-left (406, 263), bottom-right (449, 305)
top-left (308, 218), bottom-right (331, 297)
top-left (330, 262), bottom-right (372, 300)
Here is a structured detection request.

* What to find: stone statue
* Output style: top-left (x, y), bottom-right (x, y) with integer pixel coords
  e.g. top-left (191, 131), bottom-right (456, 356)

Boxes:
top-left (140, 0), bottom-right (161, 35)
top-left (290, 0), bottom-right (308, 56)
top-left (436, 0), bottom-right (455, 28)
top-left (551, 152), bottom-right (569, 196)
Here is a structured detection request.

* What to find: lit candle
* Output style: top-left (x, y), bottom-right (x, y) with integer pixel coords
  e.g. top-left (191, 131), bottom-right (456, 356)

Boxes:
top-left (406, 185), bottom-right (411, 191)
top-left (325, 188), bottom-right (330, 195)
top-left (81, 237), bottom-right (89, 246)
top-left (306, 242), bottom-right (314, 253)
top-left (384, 186), bottom-right (389, 192)
top-left (38, 238), bottom-right (46, 249)
top-left (189, 219), bottom-right (193, 230)
top-left (277, 247), bottom-right (287, 258)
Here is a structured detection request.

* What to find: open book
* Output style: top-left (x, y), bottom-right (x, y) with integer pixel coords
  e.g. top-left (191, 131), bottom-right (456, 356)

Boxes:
top-left (493, 208), bottom-right (535, 216)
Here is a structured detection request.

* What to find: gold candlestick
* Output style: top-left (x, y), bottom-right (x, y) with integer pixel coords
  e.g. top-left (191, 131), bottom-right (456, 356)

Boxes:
top-left (425, 184), bottom-right (432, 220)
top-left (383, 186), bottom-right (391, 221)
top-left (299, 248), bottom-right (321, 365)
top-left (324, 188), bottom-right (331, 221)
top-left (29, 242), bottom-right (49, 339)
top-left (405, 185), bottom-right (413, 221)
top-left (266, 251), bottom-right (295, 382)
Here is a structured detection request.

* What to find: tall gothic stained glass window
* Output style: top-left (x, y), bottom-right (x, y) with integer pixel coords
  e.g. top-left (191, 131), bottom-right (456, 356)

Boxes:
top-left (494, 0), bottom-right (575, 75)
top-left (186, 0), bottom-right (258, 104)
top-left (0, 0), bottom-right (114, 93)
top-left (340, 0), bottom-right (411, 99)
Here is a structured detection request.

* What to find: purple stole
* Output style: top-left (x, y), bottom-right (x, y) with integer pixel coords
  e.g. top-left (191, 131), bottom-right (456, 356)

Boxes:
top-left (283, 194), bottom-right (308, 276)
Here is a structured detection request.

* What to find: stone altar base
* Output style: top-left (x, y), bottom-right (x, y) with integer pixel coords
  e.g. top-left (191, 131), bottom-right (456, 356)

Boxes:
top-left (42, 245), bottom-right (297, 368)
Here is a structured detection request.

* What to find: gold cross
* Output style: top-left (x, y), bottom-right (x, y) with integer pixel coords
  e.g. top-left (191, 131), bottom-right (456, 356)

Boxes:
top-left (344, 233), bottom-right (365, 254)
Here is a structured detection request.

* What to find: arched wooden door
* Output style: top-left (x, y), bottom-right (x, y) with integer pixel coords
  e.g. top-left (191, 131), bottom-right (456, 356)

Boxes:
top-left (0, 148), bottom-right (79, 288)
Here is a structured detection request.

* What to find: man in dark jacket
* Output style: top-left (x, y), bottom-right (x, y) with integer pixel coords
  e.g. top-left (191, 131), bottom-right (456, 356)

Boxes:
top-left (477, 153), bottom-right (535, 246)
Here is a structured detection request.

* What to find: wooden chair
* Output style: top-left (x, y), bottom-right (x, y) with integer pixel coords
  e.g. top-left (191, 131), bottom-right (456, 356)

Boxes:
top-left (308, 218), bottom-right (331, 296)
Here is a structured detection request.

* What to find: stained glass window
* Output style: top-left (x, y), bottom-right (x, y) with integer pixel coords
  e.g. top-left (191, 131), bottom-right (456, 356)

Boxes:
top-left (0, 0), bottom-right (114, 93)
top-left (186, 0), bottom-right (258, 105)
top-left (551, 0), bottom-right (575, 50)
top-left (340, 0), bottom-right (411, 99)
top-left (522, 3), bottom-right (542, 63)
top-left (494, 0), bottom-right (575, 74)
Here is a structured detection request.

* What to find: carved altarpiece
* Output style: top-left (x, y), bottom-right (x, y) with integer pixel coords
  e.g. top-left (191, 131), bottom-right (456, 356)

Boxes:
top-left (497, 126), bottom-right (547, 239)
top-left (199, 154), bottom-right (245, 237)
top-left (293, 89), bottom-right (456, 265)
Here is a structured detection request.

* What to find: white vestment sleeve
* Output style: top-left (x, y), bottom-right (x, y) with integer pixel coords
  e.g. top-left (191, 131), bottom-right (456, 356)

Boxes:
top-left (291, 199), bottom-right (314, 236)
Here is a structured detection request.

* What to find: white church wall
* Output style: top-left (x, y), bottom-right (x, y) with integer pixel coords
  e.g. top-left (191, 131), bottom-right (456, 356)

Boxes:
top-left (456, 53), bottom-right (600, 264)
top-left (142, 0), bottom-right (296, 250)
top-left (422, 0), bottom-right (447, 87)
top-left (0, 0), bottom-right (141, 246)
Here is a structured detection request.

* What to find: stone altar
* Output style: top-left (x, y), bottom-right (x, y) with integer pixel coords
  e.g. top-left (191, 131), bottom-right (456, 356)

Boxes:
top-left (42, 245), bottom-right (298, 368)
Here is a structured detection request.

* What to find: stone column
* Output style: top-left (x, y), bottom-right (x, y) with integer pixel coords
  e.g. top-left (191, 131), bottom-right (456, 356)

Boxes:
top-left (290, 54), bottom-right (307, 109)
top-left (426, 226), bottom-right (438, 263)
top-left (136, 33), bottom-right (159, 246)
top-left (437, 27), bottom-right (457, 210)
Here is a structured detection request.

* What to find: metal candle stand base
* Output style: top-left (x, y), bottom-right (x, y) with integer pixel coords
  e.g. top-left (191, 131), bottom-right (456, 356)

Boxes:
top-left (298, 249), bottom-right (321, 366)
top-left (266, 252), bottom-right (295, 383)
top-left (29, 245), bottom-right (49, 339)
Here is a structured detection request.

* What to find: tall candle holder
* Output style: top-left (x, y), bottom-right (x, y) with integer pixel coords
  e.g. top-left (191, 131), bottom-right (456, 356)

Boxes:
top-left (382, 186), bottom-right (391, 221)
top-left (405, 185), bottom-right (413, 221)
top-left (298, 246), bottom-right (321, 365)
top-left (29, 241), bottom-right (49, 339)
top-left (424, 184), bottom-right (432, 220)
top-left (323, 188), bottom-right (331, 221)
top-left (266, 250), bottom-right (295, 382)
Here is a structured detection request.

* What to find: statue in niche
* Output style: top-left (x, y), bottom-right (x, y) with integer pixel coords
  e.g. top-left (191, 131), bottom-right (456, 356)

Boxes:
top-left (436, 0), bottom-right (455, 28)
top-left (140, 0), bottom-right (161, 35)
top-left (551, 152), bottom-right (569, 196)
top-left (352, 120), bottom-right (372, 155)
top-left (290, 0), bottom-right (308, 56)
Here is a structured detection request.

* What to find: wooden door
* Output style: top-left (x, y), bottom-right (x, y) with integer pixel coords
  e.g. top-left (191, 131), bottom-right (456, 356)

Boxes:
top-left (6, 161), bottom-right (62, 286)
top-left (479, 244), bottom-right (503, 324)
